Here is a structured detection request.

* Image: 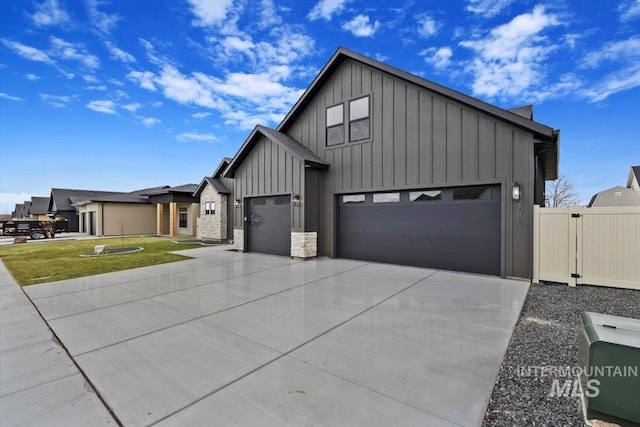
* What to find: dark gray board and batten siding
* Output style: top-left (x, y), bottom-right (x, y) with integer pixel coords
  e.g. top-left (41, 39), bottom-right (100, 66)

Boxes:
top-left (282, 58), bottom-right (536, 278)
top-left (232, 135), bottom-right (305, 232)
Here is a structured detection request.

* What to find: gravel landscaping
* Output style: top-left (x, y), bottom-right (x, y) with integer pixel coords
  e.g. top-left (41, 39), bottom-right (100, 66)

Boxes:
top-left (484, 282), bottom-right (640, 426)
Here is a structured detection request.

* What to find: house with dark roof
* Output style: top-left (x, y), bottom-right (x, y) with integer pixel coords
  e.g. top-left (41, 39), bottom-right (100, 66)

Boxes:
top-left (222, 47), bottom-right (560, 279)
top-left (193, 158), bottom-right (234, 241)
top-left (627, 165), bottom-right (640, 192)
top-left (29, 197), bottom-right (51, 221)
top-left (50, 185), bottom-right (200, 235)
top-left (12, 203), bottom-right (24, 220)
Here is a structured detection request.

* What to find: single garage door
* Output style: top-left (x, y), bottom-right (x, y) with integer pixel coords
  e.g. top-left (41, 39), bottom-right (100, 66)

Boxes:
top-left (247, 195), bottom-right (291, 257)
top-left (337, 186), bottom-right (501, 275)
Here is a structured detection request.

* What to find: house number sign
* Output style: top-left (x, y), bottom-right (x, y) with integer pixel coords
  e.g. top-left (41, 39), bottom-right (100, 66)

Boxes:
top-left (516, 199), bottom-right (524, 227)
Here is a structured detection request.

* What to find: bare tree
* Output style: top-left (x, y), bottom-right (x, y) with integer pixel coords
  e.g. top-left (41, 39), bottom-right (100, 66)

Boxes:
top-left (545, 175), bottom-right (581, 207)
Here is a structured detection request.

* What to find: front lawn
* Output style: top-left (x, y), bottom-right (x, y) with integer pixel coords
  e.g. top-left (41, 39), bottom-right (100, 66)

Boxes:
top-left (0, 236), bottom-right (203, 286)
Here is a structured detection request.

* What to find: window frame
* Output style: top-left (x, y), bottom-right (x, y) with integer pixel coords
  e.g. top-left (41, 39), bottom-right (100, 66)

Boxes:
top-left (178, 207), bottom-right (188, 228)
top-left (348, 95), bottom-right (370, 143)
top-left (326, 103), bottom-right (345, 146)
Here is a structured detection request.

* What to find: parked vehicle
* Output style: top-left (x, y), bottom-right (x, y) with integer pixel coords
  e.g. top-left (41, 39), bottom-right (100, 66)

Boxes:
top-left (0, 219), bottom-right (69, 240)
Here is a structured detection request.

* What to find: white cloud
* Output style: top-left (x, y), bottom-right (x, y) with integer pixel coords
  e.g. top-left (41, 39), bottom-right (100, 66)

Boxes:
top-left (342, 15), bottom-right (381, 37)
top-left (122, 102), bottom-right (141, 112)
top-left (127, 70), bottom-right (157, 91)
top-left (104, 41), bottom-right (136, 63)
top-left (175, 132), bottom-right (217, 142)
top-left (580, 36), bottom-right (640, 102)
top-left (40, 93), bottom-right (73, 108)
top-left (465, 0), bottom-right (513, 17)
top-left (83, 74), bottom-right (98, 83)
top-left (25, 73), bottom-right (40, 80)
top-left (85, 0), bottom-right (120, 34)
top-left (84, 85), bottom-right (107, 91)
top-left (155, 65), bottom-right (226, 109)
top-left (0, 93), bottom-right (24, 101)
top-left (258, 0), bottom-right (282, 29)
top-left (86, 99), bottom-right (117, 114)
top-left (186, 0), bottom-right (233, 27)
top-left (459, 5), bottom-right (560, 99)
top-left (422, 46), bottom-right (453, 70)
top-left (221, 36), bottom-right (255, 54)
top-left (50, 36), bottom-right (100, 69)
top-left (581, 65), bottom-right (640, 102)
top-left (192, 112), bottom-right (211, 119)
top-left (582, 37), bottom-right (640, 68)
top-left (31, 0), bottom-right (70, 27)
top-left (150, 101), bottom-right (163, 107)
top-left (112, 89), bottom-right (128, 99)
top-left (308, 0), bottom-right (349, 21)
top-left (1, 40), bottom-right (53, 63)
top-left (620, 0), bottom-right (640, 21)
top-left (139, 116), bottom-right (160, 127)
top-left (417, 15), bottom-right (438, 37)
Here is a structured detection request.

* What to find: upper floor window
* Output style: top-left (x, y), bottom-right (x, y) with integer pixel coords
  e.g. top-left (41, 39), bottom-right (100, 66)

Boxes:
top-left (349, 96), bottom-right (370, 142)
top-left (326, 104), bottom-right (344, 146)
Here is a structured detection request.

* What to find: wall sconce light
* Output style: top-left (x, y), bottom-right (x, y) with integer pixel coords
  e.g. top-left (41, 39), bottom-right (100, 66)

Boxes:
top-left (234, 199), bottom-right (242, 208)
top-left (292, 194), bottom-right (301, 206)
top-left (512, 183), bottom-right (521, 200)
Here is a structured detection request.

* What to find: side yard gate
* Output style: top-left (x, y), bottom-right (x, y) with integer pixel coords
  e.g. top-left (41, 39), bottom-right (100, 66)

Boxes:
top-left (533, 206), bottom-right (640, 290)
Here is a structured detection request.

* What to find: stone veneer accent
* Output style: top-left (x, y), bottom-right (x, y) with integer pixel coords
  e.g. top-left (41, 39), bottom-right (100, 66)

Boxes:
top-left (290, 232), bottom-right (317, 258)
top-left (197, 183), bottom-right (227, 240)
top-left (234, 229), bottom-right (244, 251)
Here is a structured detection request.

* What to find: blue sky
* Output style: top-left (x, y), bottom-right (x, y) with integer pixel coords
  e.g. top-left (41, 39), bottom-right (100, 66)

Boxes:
top-left (1, 0), bottom-right (639, 213)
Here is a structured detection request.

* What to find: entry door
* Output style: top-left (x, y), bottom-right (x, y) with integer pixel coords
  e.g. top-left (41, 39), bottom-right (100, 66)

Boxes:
top-left (246, 196), bottom-right (291, 256)
top-left (337, 186), bottom-right (501, 275)
top-left (89, 212), bottom-right (96, 235)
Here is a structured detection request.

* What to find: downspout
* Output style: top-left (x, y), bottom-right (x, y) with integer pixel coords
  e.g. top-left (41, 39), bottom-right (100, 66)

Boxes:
top-left (101, 204), bottom-right (104, 236)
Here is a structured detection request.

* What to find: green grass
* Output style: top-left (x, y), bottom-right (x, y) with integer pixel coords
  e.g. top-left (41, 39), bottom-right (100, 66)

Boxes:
top-left (0, 236), bottom-right (203, 286)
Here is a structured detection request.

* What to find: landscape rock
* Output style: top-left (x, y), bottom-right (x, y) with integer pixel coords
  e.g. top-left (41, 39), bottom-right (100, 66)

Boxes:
top-left (13, 237), bottom-right (27, 244)
top-left (94, 245), bottom-right (110, 254)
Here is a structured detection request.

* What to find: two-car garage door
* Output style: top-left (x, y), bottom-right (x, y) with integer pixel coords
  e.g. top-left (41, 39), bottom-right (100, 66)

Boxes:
top-left (337, 186), bottom-right (501, 275)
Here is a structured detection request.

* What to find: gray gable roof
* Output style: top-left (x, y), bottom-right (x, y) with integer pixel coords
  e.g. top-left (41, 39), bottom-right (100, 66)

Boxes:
top-left (50, 188), bottom-right (121, 211)
top-left (275, 47), bottom-right (559, 180)
top-left (193, 176), bottom-right (230, 197)
top-left (29, 197), bottom-right (50, 215)
top-left (213, 157), bottom-right (233, 178)
top-left (507, 105), bottom-right (533, 120)
top-left (224, 125), bottom-right (329, 178)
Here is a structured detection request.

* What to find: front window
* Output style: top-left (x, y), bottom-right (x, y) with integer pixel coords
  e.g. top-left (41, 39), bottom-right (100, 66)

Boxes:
top-left (179, 207), bottom-right (188, 228)
top-left (349, 96), bottom-right (370, 142)
top-left (326, 104), bottom-right (344, 146)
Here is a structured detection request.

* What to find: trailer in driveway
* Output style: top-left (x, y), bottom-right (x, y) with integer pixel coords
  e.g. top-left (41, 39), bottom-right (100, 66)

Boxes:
top-left (1, 219), bottom-right (69, 239)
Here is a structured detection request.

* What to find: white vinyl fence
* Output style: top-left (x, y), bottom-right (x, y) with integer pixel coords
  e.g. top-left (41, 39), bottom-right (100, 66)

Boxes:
top-left (533, 206), bottom-right (640, 289)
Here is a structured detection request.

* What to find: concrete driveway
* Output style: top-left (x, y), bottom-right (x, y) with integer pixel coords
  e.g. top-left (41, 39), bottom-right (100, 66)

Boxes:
top-left (18, 246), bottom-right (528, 426)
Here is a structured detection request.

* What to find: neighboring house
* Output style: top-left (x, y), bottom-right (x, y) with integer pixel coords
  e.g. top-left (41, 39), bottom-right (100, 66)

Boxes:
top-left (142, 184), bottom-right (200, 236)
top-left (49, 189), bottom-right (124, 232)
top-left (588, 186), bottom-right (640, 207)
top-left (193, 158), bottom-right (234, 241)
top-left (223, 47), bottom-right (560, 279)
top-left (627, 165), bottom-right (640, 191)
top-left (29, 197), bottom-right (52, 221)
top-left (22, 201), bottom-right (32, 219)
top-left (73, 185), bottom-right (200, 236)
top-left (12, 204), bottom-right (24, 219)
top-left (74, 187), bottom-right (163, 236)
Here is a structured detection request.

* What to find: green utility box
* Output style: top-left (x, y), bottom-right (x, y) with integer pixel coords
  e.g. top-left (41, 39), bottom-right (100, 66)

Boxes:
top-left (578, 312), bottom-right (640, 426)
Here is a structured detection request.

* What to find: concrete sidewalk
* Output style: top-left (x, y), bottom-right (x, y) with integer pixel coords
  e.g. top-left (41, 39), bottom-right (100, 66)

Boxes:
top-left (0, 263), bottom-right (116, 426)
